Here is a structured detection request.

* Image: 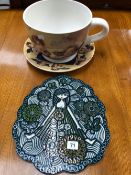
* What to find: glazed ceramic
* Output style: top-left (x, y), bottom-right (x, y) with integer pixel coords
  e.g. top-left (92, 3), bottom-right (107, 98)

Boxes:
top-left (12, 75), bottom-right (110, 174)
top-left (23, 0), bottom-right (109, 63)
top-left (24, 38), bottom-right (95, 72)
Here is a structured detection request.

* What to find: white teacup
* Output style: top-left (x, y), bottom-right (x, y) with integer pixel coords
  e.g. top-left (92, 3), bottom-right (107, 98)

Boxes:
top-left (23, 0), bottom-right (109, 63)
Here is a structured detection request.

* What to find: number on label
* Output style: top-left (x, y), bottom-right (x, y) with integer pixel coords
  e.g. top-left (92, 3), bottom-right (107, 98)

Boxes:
top-left (67, 141), bottom-right (78, 150)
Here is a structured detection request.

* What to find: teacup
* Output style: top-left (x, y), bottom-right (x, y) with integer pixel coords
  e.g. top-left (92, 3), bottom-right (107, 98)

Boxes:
top-left (23, 0), bottom-right (109, 63)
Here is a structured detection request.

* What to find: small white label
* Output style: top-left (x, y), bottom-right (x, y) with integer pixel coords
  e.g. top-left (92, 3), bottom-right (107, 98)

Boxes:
top-left (67, 141), bottom-right (78, 150)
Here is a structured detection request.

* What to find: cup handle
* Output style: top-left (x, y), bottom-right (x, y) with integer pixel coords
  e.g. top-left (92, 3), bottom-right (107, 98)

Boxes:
top-left (85, 17), bottom-right (109, 44)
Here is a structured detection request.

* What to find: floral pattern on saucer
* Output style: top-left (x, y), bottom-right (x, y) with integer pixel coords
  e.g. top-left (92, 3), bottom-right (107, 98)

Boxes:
top-left (24, 38), bottom-right (95, 72)
top-left (12, 75), bottom-right (110, 174)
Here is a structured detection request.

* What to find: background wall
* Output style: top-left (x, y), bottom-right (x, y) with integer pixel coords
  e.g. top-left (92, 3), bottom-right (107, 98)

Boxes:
top-left (10, 0), bottom-right (131, 9)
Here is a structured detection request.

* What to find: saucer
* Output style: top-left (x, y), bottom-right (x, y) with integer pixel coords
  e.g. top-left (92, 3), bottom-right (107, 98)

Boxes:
top-left (23, 38), bottom-right (95, 72)
top-left (12, 75), bottom-right (110, 174)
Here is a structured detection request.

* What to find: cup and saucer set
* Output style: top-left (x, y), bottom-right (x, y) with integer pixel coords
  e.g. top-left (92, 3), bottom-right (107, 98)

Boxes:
top-left (23, 0), bottom-right (109, 72)
top-left (12, 0), bottom-right (110, 174)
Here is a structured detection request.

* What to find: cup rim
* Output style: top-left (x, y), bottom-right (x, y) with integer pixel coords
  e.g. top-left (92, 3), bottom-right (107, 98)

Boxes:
top-left (23, 0), bottom-right (92, 35)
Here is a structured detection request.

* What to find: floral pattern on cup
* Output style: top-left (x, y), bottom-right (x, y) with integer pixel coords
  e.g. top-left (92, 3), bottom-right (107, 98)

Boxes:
top-left (31, 35), bottom-right (81, 58)
top-left (53, 45), bottom-right (78, 58)
top-left (31, 35), bottom-right (51, 57)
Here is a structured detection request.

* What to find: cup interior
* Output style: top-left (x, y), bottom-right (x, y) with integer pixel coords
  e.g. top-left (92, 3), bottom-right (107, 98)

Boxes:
top-left (23, 0), bottom-right (92, 34)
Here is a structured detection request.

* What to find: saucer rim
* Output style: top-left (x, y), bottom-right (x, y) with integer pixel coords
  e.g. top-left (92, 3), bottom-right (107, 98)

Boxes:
top-left (23, 38), bottom-right (95, 73)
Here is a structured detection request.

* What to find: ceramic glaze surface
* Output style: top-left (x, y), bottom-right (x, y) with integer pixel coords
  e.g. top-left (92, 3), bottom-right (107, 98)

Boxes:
top-left (12, 76), bottom-right (110, 174)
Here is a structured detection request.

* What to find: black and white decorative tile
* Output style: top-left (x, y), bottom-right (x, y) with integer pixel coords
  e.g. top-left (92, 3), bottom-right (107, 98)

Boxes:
top-left (12, 75), bottom-right (110, 174)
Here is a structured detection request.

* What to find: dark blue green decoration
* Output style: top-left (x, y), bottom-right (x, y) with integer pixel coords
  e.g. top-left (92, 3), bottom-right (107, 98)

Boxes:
top-left (12, 75), bottom-right (110, 174)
